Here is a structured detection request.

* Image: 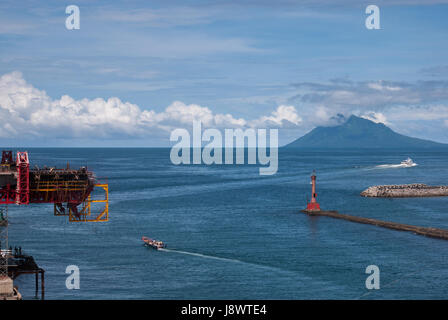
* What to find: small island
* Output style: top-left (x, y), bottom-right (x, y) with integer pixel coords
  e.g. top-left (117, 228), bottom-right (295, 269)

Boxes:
top-left (361, 184), bottom-right (448, 198)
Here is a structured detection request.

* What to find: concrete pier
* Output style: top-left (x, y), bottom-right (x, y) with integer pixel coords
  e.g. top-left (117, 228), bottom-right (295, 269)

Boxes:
top-left (0, 276), bottom-right (21, 300)
top-left (303, 210), bottom-right (448, 241)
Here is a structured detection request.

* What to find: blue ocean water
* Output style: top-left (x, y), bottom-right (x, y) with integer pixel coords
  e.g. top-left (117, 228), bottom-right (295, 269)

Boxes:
top-left (7, 148), bottom-right (448, 299)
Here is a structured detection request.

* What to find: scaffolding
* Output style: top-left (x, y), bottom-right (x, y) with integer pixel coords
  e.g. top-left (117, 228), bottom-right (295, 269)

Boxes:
top-left (0, 150), bottom-right (109, 299)
top-left (16, 152), bottom-right (29, 205)
top-left (30, 180), bottom-right (93, 204)
top-left (54, 183), bottom-right (109, 222)
top-left (0, 150), bottom-right (109, 223)
top-left (0, 207), bottom-right (9, 278)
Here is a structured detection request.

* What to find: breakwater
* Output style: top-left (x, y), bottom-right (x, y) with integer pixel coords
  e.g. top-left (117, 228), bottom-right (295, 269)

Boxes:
top-left (360, 184), bottom-right (448, 198)
top-left (303, 210), bottom-right (448, 240)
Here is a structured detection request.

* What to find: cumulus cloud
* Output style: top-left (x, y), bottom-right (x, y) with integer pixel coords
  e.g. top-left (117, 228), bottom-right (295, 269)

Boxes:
top-left (287, 78), bottom-right (448, 128)
top-left (0, 71), bottom-right (300, 139)
top-left (360, 112), bottom-right (389, 125)
top-left (3, 71), bottom-right (448, 144)
top-left (249, 105), bottom-right (302, 127)
top-left (292, 79), bottom-right (448, 110)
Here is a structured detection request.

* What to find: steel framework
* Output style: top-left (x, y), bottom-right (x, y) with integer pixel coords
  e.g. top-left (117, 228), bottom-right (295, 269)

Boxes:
top-left (0, 150), bottom-right (109, 222)
top-left (0, 185), bottom-right (14, 205)
top-left (30, 180), bottom-right (94, 204)
top-left (16, 152), bottom-right (29, 205)
top-left (1, 151), bottom-right (13, 166)
top-left (54, 183), bottom-right (109, 222)
top-left (0, 150), bottom-right (109, 299)
top-left (0, 207), bottom-right (10, 279)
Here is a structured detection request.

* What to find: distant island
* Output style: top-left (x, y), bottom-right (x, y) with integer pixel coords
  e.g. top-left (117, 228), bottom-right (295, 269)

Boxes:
top-left (285, 115), bottom-right (448, 149)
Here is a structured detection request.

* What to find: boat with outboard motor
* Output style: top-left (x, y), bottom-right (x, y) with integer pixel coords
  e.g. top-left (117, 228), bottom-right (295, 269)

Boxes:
top-left (142, 236), bottom-right (166, 250)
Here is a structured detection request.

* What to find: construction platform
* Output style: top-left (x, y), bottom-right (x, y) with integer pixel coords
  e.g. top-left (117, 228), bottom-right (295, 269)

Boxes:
top-left (0, 150), bottom-right (109, 300)
top-left (303, 210), bottom-right (448, 241)
top-left (0, 150), bottom-right (109, 222)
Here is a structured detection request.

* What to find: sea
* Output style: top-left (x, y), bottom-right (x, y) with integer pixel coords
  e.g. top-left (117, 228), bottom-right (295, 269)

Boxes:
top-left (7, 148), bottom-right (448, 299)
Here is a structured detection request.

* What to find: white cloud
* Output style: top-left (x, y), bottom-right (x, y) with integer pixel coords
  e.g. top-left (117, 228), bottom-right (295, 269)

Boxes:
top-left (289, 79), bottom-right (448, 130)
top-left (385, 105), bottom-right (448, 121)
top-left (367, 81), bottom-right (402, 92)
top-left (0, 71), bottom-right (300, 139)
top-left (360, 112), bottom-right (388, 124)
top-left (98, 7), bottom-right (218, 27)
top-left (294, 79), bottom-right (448, 110)
top-left (250, 105), bottom-right (302, 127)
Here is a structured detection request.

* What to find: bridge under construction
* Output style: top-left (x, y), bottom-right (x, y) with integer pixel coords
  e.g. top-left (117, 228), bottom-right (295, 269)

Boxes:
top-left (0, 150), bottom-right (109, 300)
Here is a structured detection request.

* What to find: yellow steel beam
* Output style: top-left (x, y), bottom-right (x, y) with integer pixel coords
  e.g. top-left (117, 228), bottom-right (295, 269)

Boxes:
top-left (68, 184), bottom-right (109, 223)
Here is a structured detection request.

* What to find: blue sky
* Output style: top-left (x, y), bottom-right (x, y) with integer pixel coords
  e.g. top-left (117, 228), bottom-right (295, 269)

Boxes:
top-left (0, 0), bottom-right (448, 146)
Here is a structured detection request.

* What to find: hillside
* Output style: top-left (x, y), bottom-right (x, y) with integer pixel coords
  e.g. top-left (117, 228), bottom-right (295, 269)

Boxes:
top-left (285, 115), bottom-right (447, 149)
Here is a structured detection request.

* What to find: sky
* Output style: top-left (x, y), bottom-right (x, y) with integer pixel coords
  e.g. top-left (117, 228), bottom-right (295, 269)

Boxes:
top-left (0, 0), bottom-right (448, 147)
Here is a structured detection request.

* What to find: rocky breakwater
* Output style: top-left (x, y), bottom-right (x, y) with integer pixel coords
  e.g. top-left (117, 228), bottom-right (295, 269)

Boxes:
top-left (361, 184), bottom-right (448, 198)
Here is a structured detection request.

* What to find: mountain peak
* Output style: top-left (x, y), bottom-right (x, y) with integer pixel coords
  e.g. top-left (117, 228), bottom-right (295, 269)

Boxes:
top-left (344, 115), bottom-right (381, 125)
top-left (285, 115), bottom-right (446, 149)
top-left (347, 114), bottom-right (360, 121)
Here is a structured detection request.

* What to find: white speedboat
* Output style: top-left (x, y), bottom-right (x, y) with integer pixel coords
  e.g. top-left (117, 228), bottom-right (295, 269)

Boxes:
top-left (400, 157), bottom-right (417, 167)
top-left (375, 157), bottom-right (418, 169)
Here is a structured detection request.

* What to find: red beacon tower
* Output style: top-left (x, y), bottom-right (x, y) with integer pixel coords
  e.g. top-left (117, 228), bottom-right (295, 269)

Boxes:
top-left (306, 170), bottom-right (321, 212)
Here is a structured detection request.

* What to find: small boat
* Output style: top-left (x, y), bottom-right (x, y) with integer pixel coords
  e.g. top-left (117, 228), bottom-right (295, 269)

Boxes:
top-left (400, 157), bottom-right (417, 167)
top-left (142, 236), bottom-right (166, 250)
top-left (375, 157), bottom-right (418, 169)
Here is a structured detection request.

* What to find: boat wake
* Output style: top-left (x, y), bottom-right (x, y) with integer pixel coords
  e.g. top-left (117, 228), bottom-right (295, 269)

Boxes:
top-left (374, 157), bottom-right (418, 169)
top-left (159, 248), bottom-right (246, 264)
top-left (158, 248), bottom-right (298, 275)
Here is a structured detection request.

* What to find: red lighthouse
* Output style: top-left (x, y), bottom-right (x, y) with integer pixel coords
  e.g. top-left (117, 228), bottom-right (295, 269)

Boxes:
top-left (305, 170), bottom-right (321, 212)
